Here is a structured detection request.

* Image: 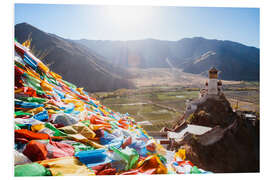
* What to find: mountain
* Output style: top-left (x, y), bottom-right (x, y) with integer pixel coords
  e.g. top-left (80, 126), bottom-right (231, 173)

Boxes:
top-left (77, 37), bottom-right (259, 81)
top-left (178, 38), bottom-right (260, 81)
top-left (77, 39), bottom-right (175, 69)
top-left (15, 23), bottom-right (134, 92)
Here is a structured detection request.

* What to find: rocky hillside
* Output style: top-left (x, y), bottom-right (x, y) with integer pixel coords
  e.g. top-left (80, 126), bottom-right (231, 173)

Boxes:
top-left (186, 94), bottom-right (236, 128)
top-left (168, 95), bottom-right (259, 173)
top-left (15, 23), bottom-right (135, 92)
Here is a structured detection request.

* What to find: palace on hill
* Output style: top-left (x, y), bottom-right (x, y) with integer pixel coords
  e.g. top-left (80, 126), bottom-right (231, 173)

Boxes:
top-left (185, 67), bottom-right (223, 119)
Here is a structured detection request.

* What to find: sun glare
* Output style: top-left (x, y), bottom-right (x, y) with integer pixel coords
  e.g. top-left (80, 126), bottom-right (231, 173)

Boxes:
top-left (104, 6), bottom-right (153, 30)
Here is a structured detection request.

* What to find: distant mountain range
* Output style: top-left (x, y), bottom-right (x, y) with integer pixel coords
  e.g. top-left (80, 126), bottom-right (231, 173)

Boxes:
top-left (15, 23), bottom-right (259, 93)
top-left (77, 37), bottom-right (259, 81)
top-left (15, 23), bottom-right (134, 92)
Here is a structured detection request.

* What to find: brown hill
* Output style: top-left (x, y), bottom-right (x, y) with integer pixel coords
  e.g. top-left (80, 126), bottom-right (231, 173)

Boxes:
top-left (186, 94), bottom-right (236, 128)
top-left (15, 23), bottom-right (135, 92)
top-left (169, 95), bottom-right (259, 173)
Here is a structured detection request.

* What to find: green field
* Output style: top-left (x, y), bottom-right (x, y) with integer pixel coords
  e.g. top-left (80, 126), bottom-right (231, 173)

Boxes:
top-left (98, 88), bottom-right (199, 131)
top-left (94, 82), bottom-right (259, 132)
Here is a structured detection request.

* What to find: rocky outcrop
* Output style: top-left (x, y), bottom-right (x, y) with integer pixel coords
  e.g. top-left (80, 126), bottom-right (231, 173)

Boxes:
top-left (186, 94), bottom-right (236, 128)
top-left (168, 95), bottom-right (259, 173)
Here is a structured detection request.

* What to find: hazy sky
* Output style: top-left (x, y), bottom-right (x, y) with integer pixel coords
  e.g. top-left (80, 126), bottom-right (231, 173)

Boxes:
top-left (15, 4), bottom-right (260, 48)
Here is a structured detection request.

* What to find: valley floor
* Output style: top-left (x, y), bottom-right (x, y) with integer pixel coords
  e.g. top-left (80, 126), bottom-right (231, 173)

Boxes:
top-left (93, 81), bottom-right (259, 132)
top-left (91, 68), bottom-right (259, 132)
top-left (127, 68), bottom-right (240, 88)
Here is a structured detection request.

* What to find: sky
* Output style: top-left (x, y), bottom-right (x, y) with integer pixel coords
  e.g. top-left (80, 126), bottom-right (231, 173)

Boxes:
top-left (15, 4), bottom-right (260, 48)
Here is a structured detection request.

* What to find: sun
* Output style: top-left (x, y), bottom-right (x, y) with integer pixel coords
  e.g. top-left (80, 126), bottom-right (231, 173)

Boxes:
top-left (104, 6), bottom-right (153, 30)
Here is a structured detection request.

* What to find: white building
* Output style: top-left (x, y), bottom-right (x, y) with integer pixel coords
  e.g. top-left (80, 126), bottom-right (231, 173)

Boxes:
top-left (203, 67), bottom-right (223, 96)
top-left (208, 67), bottom-right (219, 95)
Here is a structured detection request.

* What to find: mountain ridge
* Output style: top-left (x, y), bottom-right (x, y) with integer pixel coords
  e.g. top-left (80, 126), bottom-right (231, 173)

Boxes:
top-left (15, 22), bottom-right (135, 92)
top-left (78, 36), bottom-right (258, 49)
top-left (76, 37), bottom-right (259, 81)
top-left (15, 22), bottom-right (260, 83)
